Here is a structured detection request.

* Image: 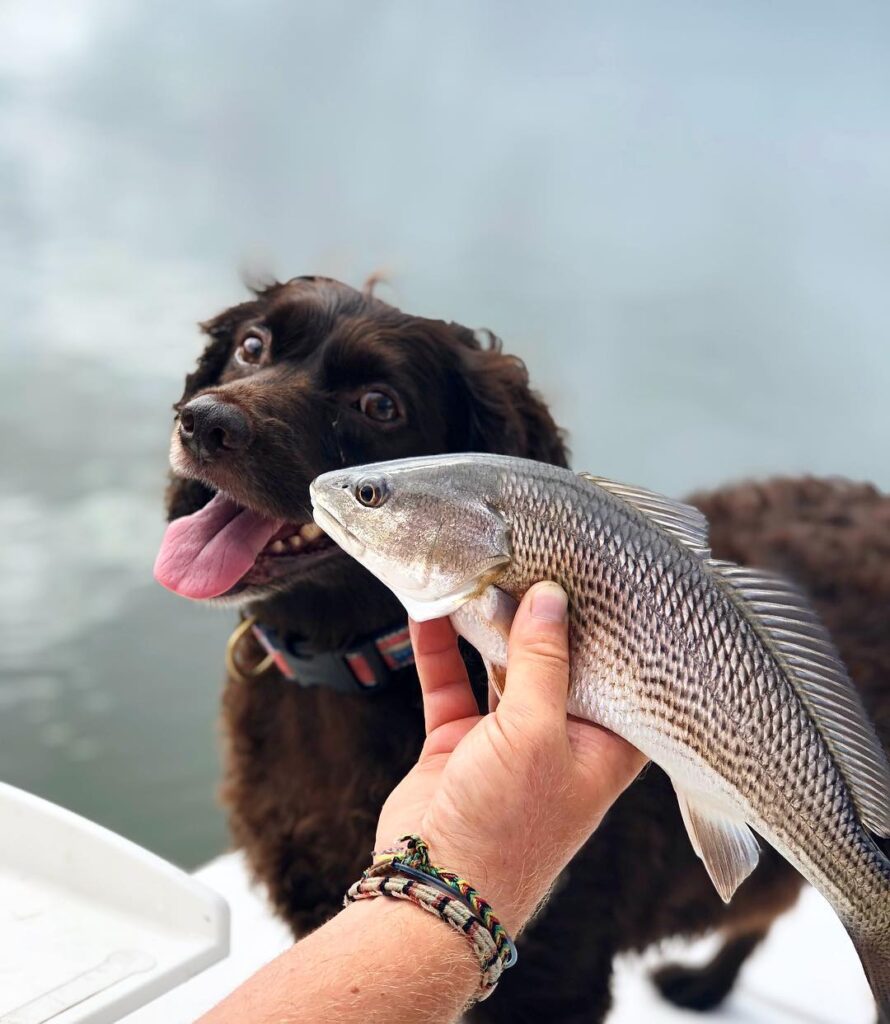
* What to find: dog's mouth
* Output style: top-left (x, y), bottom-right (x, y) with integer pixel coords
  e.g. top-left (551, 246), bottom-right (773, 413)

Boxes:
top-left (154, 491), bottom-right (340, 600)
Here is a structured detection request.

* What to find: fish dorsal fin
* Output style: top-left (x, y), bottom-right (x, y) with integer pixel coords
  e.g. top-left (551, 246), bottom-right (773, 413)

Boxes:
top-left (674, 788), bottom-right (760, 902)
top-left (712, 560), bottom-right (890, 837)
top-left (580, 474), bottom-right (711, 558)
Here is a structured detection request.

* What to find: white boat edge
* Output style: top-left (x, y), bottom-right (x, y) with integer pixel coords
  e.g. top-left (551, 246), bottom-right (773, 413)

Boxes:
top-left (0, 782), bottom-right (229, 1024)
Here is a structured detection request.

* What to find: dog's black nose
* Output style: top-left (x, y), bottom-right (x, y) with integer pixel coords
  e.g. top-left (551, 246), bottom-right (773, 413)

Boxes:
top-left (179, 395), bottom-right (251, 459)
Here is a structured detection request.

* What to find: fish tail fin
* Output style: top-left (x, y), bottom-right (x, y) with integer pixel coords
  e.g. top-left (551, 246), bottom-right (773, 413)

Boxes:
top-left (849, 925), bottom-right (890, 1022)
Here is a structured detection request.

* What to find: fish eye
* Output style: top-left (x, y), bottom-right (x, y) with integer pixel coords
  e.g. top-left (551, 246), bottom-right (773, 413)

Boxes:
top-left (358, 389), bottom-right (400, 423)
top-left (355, 478), bottom-right (388, 508)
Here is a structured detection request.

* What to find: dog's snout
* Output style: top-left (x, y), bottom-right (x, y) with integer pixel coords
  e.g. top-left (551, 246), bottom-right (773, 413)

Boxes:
top-left (179, 395), bottom-right (252, 460)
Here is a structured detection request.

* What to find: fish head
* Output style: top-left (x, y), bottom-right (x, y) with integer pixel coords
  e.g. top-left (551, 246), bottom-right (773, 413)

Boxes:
top-left (310, 455), bottom-right (512, 620)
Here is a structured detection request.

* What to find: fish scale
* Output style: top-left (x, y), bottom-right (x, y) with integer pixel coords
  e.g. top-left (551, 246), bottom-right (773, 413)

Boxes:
top-left (311, 452), bottom-right (890, 1018)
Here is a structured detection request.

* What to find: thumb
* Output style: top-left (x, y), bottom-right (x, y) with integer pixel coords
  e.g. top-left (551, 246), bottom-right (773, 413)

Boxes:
top-left (501, 581), bottom-right (571, 726)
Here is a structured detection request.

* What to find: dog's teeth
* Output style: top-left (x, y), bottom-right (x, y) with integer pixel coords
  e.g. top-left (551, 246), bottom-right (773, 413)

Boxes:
top-left (269, 540), bottom-right (287, 554)
top-left (288, 534), bottom-right (304, 550)
top-left (301, 523), bottom-right (325, 542)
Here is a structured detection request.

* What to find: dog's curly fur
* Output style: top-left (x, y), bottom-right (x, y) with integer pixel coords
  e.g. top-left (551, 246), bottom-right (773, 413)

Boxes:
top-left (164, 277), bottom-right (890, 1022)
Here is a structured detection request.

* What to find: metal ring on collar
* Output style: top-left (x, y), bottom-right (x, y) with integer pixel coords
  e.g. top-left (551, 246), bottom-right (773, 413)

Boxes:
top-left (225, 616), bottom-right (276, 684)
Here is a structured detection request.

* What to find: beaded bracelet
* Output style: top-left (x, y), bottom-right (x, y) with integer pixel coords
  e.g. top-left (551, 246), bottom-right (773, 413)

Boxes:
top-left (344, 834), bottom-right (518, 1000)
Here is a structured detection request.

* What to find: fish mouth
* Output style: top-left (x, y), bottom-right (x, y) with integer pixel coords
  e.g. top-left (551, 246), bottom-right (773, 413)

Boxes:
top-left (310, 497), bottom-right (366, 560)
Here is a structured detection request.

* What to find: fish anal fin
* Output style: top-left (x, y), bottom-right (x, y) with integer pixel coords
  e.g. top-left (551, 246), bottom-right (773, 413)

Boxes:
top-left (675, 789), bottom-right (760, 903)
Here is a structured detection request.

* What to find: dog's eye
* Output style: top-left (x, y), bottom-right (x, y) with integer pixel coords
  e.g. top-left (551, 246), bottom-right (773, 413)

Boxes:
top-left (359, 390), bottom-right (399, 422)
top-left (236, 330), bottom-right (267, 366)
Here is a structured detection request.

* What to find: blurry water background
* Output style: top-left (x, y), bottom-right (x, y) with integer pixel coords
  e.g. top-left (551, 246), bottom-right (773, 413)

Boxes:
top-left (1, 0), bottom-right (889, 869)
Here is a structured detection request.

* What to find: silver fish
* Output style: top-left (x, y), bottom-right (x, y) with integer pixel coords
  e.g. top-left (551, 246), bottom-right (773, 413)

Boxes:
top-left (311, 453), bottom-right (890, 1016)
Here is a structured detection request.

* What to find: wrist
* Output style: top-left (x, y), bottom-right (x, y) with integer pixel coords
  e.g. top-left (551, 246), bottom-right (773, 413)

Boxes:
top-left (418, 829), bottom-right (547, 936)
top-left (343, 891), bottom-right (479, 981)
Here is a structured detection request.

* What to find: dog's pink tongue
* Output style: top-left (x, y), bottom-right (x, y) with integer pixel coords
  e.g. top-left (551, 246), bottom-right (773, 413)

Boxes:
top-left (154, 492), bottom-right (284, 599)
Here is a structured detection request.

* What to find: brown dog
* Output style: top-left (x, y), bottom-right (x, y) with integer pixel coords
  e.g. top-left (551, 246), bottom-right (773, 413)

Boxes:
top-left (161, 276), bottom-right (890, 1022)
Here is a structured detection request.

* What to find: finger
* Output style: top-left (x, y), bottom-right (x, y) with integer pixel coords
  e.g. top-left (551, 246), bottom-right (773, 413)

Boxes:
top-left (409, 617), bottom-right (479, 736)
top-left (502, 581), bottom-right (571, 727)
top-left (421, 715), bottom-right (479, 758)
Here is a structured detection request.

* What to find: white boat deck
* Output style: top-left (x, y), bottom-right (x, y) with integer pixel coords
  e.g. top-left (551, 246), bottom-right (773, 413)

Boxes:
top-left (123, 852), bottom-right (873, 1024)
top-left (0, 783), bottom-right (228, 1024)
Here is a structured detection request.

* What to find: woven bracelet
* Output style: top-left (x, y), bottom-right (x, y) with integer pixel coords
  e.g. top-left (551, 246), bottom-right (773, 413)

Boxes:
top-left (344, 834), bottom-right (517, 1000)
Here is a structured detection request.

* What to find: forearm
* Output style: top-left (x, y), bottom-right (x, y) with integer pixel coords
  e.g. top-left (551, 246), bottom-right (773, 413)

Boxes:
top-left (198, 897), bottom-right (480, 1024)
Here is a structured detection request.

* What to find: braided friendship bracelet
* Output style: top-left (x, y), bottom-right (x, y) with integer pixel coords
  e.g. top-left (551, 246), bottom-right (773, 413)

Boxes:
top-left (346, 875), bottom-right (505, 994)
top-left (344, 835), bottom-right (518, 999)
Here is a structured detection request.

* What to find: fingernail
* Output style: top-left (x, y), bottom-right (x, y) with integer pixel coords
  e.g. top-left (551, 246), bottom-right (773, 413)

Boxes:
top-left (530, 582), bottom-right (567, 622)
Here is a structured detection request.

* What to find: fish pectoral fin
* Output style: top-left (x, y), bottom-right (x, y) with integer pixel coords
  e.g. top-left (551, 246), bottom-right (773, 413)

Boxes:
top-left (451, 585), bottom-right (515, 662)
top-left (485, 659), bottom-right (507, 711)
top-left (675, 790), bottom-right (761, 903)
top-left (450, 586), bottom-right (515, 712)
top-left (449, 587), bottom-right (515, 712)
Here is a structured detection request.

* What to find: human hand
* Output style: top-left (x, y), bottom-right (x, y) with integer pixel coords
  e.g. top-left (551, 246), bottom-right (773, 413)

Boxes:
top-left (375, 581), bottom-right (648, 935)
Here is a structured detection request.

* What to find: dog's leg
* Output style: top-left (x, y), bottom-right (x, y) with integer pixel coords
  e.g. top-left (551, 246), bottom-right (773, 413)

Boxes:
top-left (649, 849), bottom-right (804, 1013)
top-left (220, 666), bottom-right (424, 935)
top-left (651, 928), bottom-right (768, 1011)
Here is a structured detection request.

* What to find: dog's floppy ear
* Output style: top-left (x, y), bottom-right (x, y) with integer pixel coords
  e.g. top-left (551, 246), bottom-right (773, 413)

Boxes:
top-left (453, 328), bottom-right (570, 468)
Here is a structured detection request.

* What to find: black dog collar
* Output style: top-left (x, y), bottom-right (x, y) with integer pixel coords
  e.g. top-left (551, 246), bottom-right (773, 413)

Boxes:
top-left (226, 616), bottom-right (415, 694)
